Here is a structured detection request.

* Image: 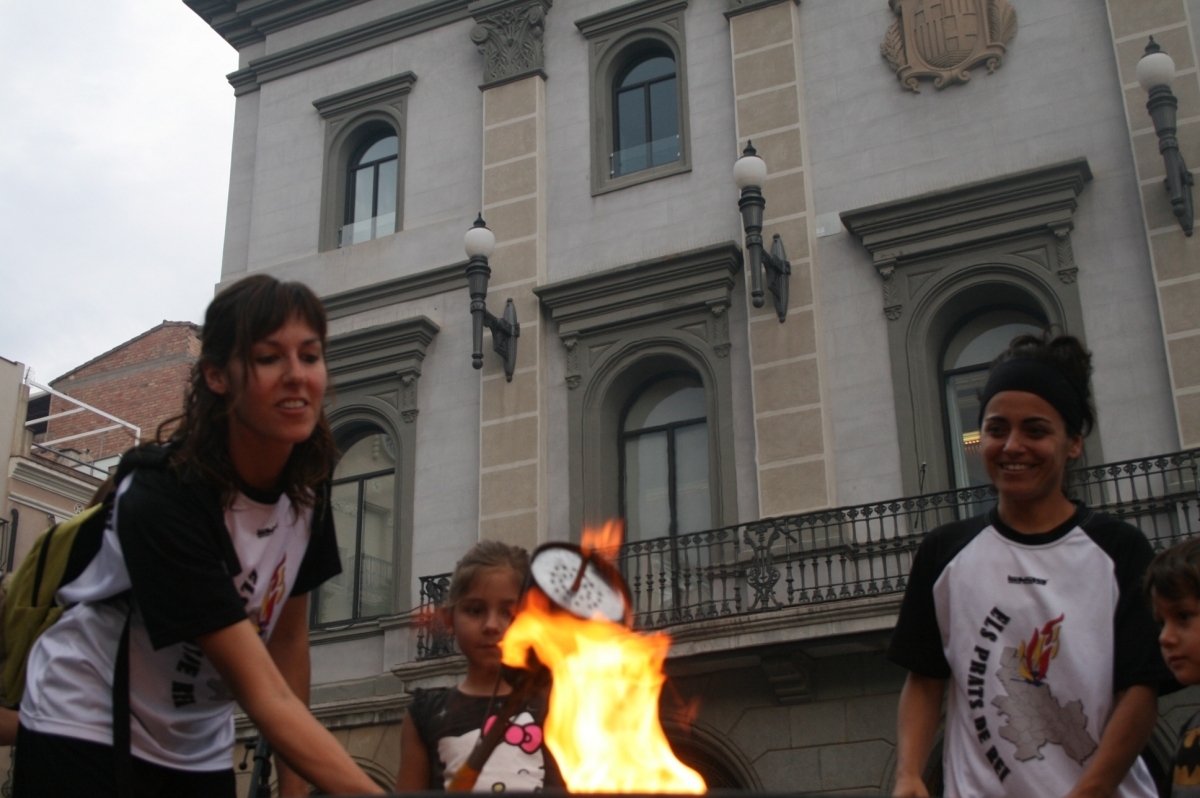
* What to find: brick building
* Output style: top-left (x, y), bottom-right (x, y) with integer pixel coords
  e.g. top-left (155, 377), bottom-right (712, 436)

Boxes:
top-left (43, 322), bottom-right (200, 473)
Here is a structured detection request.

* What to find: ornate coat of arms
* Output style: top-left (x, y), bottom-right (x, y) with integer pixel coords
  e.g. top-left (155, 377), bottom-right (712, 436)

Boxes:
top-left (881, 0), bottom-right (1017, 91)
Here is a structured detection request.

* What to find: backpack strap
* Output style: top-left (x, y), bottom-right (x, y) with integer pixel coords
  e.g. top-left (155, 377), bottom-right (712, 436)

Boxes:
top-left (111, 605), bottom-right (133, 798)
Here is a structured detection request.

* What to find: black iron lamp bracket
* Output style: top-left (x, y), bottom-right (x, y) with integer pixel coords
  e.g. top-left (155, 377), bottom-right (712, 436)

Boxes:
top-left (1143, 37), bottom-right (1195, 237)
top-left (738, 186), bottom-right (792, 322)
top-left (466, 251), bottom-right (520, 382)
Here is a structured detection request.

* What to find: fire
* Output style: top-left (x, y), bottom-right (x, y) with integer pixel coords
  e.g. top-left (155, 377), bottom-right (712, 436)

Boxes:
top-left (1018, 614), bottom-right (1063, 684)
top-left (500, 522), bottom-right (705, 793)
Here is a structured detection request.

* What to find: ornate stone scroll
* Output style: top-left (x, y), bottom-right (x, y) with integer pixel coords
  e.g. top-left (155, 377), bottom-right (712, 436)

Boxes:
top-left (882, 0), bottom-right (1017, 92)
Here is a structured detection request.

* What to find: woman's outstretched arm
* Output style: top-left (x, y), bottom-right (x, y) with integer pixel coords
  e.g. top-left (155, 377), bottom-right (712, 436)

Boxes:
top-left (198, 618), bottom-right (384, 796)
top-left (893, 671), bottom-right (945, 798)
top-left (1063, 685), bottom-right (1158, 798)
top-left (264, 595), bottom-right (316, 797)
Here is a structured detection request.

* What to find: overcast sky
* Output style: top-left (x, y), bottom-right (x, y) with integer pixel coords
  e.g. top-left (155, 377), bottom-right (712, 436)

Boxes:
top-left (0, 1), bottom-right (237, 383)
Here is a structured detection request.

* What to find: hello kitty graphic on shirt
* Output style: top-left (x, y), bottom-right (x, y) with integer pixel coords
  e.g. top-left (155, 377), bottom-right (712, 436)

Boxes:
top-left (437, 710), bottom-right (548, 792)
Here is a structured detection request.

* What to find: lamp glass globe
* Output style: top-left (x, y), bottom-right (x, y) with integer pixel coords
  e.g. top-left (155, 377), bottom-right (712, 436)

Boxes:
top-left (464, 224), bottom-right (496, 258)
top-left (734, 154), bottom-right (768, 190)
top-left (1138, 50), bottom-right (1176, 92)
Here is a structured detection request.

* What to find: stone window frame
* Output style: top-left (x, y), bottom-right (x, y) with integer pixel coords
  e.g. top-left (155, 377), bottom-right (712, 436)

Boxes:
top-left (576, 0), bottom-right (691, 196)
top-left (313, 72), bottom-right (417, 252)
top-left (314, 315), bottom-right (439, 631)
top-left (840, 159), bottom-right (1100, 497)
top-left (535, 242), bottom-right (742, 535)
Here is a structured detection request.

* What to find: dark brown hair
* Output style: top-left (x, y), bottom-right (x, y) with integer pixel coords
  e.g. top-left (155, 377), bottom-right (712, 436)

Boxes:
top-left (990, 330), bottom-right (1096, 438)
top-left (1144, 537), bottom-right (1200, 605)
top-left (447, 540), bottom-right (530, 610)
top-left (158, 274), bottom-right (337, 509)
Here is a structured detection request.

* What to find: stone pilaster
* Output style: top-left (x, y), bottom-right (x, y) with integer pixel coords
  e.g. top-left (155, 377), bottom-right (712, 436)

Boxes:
top-left (728, 0), bottom-right (834, 516)
top-left (470, 0), bottom-right (552, 89)
top-left (476, 71), bottom-right (548, 549)
top-left (1106, 0), bottom-right (1200, 445)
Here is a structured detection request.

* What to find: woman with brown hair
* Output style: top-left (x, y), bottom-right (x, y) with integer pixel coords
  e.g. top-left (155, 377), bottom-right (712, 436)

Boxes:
top-left (14, 275), bottom-right (383, 797)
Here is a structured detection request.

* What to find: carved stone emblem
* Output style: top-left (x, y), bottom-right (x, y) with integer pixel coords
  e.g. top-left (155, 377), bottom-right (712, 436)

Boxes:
top-left (881, 0), bottom-right (1016, 92)
top-left (470, 0), bottom-right (552, 89)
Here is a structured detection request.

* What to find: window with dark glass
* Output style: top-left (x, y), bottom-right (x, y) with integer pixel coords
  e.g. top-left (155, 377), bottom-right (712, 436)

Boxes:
top-left (942, 310), bottom-right (1046, 489)
top-left (612, 52), bottom-right (680, 178)
top-left (620, 374), bottom-right (710, 542)
top-left (341, 133), bottom-right (398, 247)
top-left (313, 431), bottom-right (396, 624)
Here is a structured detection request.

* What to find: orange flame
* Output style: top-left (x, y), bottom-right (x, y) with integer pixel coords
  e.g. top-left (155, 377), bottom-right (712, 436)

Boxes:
top-left (581, 518), bottom-right (624, 564)
top-left (500, 522), bottom-right (705, 794)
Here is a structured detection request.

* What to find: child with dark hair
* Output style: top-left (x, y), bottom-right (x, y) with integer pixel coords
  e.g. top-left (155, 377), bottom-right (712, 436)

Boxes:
top-left (888, 331), bottom-right (1176, 798)
top-left (1146, 538), bottom-right (1200, 796)
top-left (397, 540), bottom-right (563, 792)
top-left (13, 275), bottom-right (383, 797)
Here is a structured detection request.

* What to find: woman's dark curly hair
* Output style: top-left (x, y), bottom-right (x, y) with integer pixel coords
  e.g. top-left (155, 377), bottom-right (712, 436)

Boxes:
top-left (158, 274), bottom-right (337, 509)
top-left (990, 329), bottom-right (1096, 438)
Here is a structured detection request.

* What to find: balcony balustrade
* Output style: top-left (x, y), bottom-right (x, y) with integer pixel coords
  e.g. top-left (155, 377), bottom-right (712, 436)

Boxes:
top-left (416, 448), bottom-right (1200, 659)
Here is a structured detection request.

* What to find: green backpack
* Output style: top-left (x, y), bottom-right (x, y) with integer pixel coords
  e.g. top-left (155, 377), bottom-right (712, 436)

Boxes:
top-left (0, 445), bottom-right (169, 709)
top-left (0, 500), bottom-right (112, 708)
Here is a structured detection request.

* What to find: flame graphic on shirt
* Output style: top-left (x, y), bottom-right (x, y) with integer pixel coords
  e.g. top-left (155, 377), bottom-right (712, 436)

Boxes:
top-left (251, 555), bottom-right (287, 635)
top-left (1017, 613), bottom-right (1063, 685)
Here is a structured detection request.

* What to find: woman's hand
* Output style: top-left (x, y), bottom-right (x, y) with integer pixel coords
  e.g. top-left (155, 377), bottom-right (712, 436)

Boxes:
top-left (198, 617), bottom-right (385, 795)
top-left (892, 671), bottom-right (945, 798)
top-left (892, 772), bottom-right (932, 798)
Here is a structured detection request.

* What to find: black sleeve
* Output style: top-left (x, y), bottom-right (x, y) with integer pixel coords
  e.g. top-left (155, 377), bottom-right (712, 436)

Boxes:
top-left (1082, 513), bottom-right (1181, 695)
top-left (887, 517), bottom-right (987, 680)
top-left (117, 468), bottom-right (247, 650)
top-left (291, 492), bottom-right (343, 597)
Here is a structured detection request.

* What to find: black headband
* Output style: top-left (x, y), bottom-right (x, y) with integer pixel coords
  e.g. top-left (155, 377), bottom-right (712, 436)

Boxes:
top-left (977, 358), bottom-right (1086, 434)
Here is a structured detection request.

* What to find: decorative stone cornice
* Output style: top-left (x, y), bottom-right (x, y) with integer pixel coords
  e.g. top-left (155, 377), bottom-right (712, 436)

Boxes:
top-left (469, 0), bottom-right (552, 89)
top-left (724, 0), bottom-right (798, 21)
top-left (186, 0), bottom-right (377, 49)
top-left (574, 0), bottom-right (686, 38)
top-left (221, 0), bottom-right (472, 94)
top-left (9, 456), bottom-right (99, 506)
top-left (313, 72), bottom-right (418, 120)
top-left (322, 262), bottom-right (468, 320)
top-left (840, 158), bottom-right (1092, 323)
top-left (535, 242), bottom-right (742, 339)
top-left (840, 158), bottom-right (1092, 269)
top-left (326, 318), bottom-right (440, 422)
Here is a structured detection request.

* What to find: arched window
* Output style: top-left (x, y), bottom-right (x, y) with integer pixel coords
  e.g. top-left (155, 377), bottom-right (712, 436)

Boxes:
top-left (620, 373), bottom-right (711, 542)
top-left (341, 132), bottom-right (398, 247)
top-left (941, 309), bottom-right (1045, 488)
top-left (313, 430), bottom-right (396, 625)
top-left (612, 51), bottom-right (680, 177)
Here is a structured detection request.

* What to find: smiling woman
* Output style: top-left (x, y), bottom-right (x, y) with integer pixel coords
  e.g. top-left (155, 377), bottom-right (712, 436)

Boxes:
top-left (886, 332), bottom-right (1178, 798)
top-left (12, 275), bottom-right (384, 798)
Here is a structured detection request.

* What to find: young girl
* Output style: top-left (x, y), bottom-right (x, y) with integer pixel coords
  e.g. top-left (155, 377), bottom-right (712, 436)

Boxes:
top-left (887, 333), bottom-right (1175, 798)
top-left (397, 540), bottom-right (563, 792)
top-left (13, 275), bottom-right (383, 797)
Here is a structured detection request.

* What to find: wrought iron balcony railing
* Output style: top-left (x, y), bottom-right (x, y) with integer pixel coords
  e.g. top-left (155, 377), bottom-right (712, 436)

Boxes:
top-left (416, 448), bottom-right (1200, 658)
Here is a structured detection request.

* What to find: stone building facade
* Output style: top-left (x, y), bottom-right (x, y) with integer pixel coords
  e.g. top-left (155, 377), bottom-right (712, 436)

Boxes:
top-left (187, 0), bottom-right (1200, 792)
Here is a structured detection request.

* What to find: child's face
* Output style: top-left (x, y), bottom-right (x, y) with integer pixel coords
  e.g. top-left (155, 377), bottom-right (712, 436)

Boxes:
top-left (449, 567), bottom-right (522, 669)
top-left (1152, 589), bottom-right (1200, 685)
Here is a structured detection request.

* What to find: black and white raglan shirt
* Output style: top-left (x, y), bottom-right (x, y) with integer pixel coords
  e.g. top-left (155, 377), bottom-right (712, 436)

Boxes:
top-left (20, 464), bottom-right (341, 772)
top-left (888, 506), bottom-right (1175, 798)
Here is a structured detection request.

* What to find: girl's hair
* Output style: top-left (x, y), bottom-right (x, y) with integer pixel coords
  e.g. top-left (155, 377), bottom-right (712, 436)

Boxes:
top-left (990, 330), bottom-right (1096, 438)
top-left (447, 541), bottom-right (530, 609)
top-left (159, 274), bottom-right (337, 509)
top-left (1144, 537), bottom-right (1200, 605)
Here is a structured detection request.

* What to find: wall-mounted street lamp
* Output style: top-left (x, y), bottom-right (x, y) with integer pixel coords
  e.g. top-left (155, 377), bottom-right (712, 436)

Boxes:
top-left (1138, 37), bottom-right (1194, 237)
top-left (464, 214), bottom-right (520, 381)
top-left (734, 141), bottom-right (791, 322)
